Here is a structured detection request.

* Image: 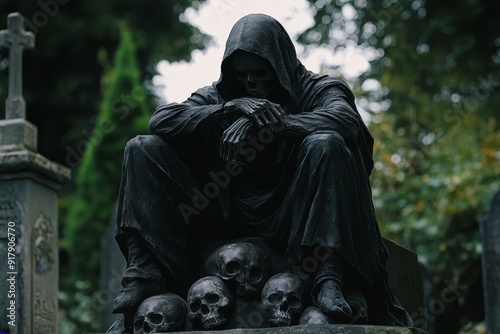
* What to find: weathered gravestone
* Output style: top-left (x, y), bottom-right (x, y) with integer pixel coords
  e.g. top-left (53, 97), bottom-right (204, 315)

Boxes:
top-left (99, 207), bottom-right (127, 332)
top-left (384, 240), bottom-right (425, 330)
top-left (0, 12), bottom-right (70, 334)
top-left (480, 191), bottom-right (500, 334)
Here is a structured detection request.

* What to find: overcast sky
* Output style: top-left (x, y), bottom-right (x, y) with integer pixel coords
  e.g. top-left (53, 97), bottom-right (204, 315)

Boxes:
top-left (154, 0), bottom-right (370, 103)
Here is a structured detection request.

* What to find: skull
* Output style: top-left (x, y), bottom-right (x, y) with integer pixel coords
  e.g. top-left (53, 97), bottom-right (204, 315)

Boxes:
top-left (261, 273), bottom-right (306, 327)
top-left (205, 242), bottom-right (270, 298)
top-left (187, 276), bottom-right (234, 329)
top-left (299, 306), bottom-right (330, 325)
top-left (231, 51), bottom-right (274, 98)
top-left (133, 293), bottom-right (186, 334)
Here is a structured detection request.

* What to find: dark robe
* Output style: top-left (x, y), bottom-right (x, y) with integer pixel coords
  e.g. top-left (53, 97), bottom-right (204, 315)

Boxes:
top-left (115, 13), bottom-right (412, 326)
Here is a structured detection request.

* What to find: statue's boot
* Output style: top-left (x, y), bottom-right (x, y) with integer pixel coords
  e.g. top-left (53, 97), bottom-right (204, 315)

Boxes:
top-left (313, 253), bottom-right (353, 323)
top-left (113, 279), bottom-right (166, 313)
top-left (111, 234), bottom-right (167, 332)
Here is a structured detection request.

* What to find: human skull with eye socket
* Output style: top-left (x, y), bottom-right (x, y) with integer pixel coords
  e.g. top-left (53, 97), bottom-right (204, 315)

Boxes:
top-left (133, 293), bottom-right (186, 334)
top-left (187, 276), bottom-right (235, 330)
top-left (205, 242), bottom-right (270, 298)
top-left (261, 273), bottom-right (306, 327)
top-left (232, 51), bottom-right (274, 99)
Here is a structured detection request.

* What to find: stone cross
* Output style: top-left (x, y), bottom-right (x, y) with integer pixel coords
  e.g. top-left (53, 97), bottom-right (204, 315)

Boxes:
top-left (480, 191), bottom-right (500, 334)
top-left (0, 12), bottom-right (35, 119)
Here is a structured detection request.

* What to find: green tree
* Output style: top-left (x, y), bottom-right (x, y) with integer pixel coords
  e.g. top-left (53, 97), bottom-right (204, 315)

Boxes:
top-left (63, 23), bottom-right (150, 298)
top-left (301, 0), bottom-right (500, 330)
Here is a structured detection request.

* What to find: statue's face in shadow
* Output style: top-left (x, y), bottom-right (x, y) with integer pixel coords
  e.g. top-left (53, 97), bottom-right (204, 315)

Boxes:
top-left (232, 52), bottom-right (274, 99)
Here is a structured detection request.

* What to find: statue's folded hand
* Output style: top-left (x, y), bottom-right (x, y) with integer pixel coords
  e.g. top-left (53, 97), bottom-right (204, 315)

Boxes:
top-left (219, 117), bottom-right (254, 162)
top-left (224, 97), bottom-right (284, 129)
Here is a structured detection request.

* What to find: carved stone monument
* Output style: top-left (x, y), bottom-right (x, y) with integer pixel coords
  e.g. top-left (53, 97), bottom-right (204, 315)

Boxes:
top-left (0, 12), bottom-right (70, 334)
top-left (480, 191), bottom-right (500, 334)
top-left (105, 13), bottom-right (430, 334)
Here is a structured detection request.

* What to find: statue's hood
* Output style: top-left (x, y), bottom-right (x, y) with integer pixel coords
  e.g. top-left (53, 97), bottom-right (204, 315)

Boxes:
top-left (216, 14), bottom-right (299, 104)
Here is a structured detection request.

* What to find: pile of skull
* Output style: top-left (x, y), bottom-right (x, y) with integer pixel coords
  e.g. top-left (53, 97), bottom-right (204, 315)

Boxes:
top-left (133, 242), bottom-right (332, 333)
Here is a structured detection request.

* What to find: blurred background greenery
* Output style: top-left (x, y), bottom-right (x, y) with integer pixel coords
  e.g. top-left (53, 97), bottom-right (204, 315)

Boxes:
top-left (0, 0), bottom-right (498, 333)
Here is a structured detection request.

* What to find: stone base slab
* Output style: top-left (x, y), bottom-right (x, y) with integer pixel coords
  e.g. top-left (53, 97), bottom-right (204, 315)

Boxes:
top-left (171, 324), bottom-right (427, 334)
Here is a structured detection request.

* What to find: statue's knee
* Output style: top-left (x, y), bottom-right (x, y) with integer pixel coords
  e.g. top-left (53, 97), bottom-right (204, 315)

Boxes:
top-left (125, 135), bottom-right (165, 153)
top-left (301, 132), bottom-right (346, 151)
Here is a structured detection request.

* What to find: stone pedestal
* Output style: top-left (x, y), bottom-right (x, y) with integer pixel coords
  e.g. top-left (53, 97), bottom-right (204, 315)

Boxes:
top-left (172, 324), bottom-right (426, 334)
top-left (384, 239), bottom-right (424, 329)
top-left (0, 119), bottom-right (37, 152)
top-left (0, 122), bottom-right (70, 333)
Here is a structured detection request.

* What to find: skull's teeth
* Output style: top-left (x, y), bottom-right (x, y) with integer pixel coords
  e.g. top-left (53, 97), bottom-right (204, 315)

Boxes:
top-left (270, 316), bottom-right (291, 327)
top-left (203, 316), bottom-right (225, 329)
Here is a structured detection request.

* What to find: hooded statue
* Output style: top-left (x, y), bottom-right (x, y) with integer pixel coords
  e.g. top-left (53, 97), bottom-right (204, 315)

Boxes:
top-left (109, 13), bottom-right (413, 332)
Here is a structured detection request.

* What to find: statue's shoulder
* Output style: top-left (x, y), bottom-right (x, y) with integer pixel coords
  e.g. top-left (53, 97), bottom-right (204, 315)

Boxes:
top-left (298, 69), bottom-right (353, 101)
top-left (308, 71), bottom-right (350, 89)
top-left (187, 83), bottom-right (224, 105)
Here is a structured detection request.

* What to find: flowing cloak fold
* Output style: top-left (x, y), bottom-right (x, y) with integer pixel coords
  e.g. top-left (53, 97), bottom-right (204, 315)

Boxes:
top-left (118, 13), bottom-right (412, 326)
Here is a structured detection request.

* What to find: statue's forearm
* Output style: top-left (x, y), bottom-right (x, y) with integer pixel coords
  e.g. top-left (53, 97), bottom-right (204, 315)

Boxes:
top-left (204, 102), bottom-right (239, 125)
top-left (149, 102), bottom-right (238, 139)
top-left (282, 109), bottom-right (359, 143)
